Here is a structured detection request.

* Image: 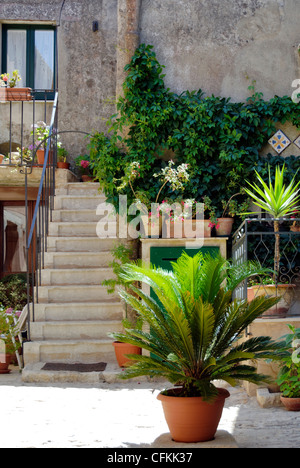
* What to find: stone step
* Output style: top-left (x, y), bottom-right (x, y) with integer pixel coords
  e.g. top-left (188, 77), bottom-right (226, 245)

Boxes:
top-left (23, 338), bottom-right (115, 365)
top-left (21, 362), bottom-right (142, 384)
top-left (37, 285), bottom-right (119, 303)
top-left (40, 268), bottom-right (115, 286)
top-left (56, 182), bottom-right (103, 196)
top-left (31, 302), bottom-right (124, 322)
top-left (54, 195), bottom-right (107, 210)
top-left (47, 236), bottom-right (117, 252)
top-left (52, 210), bottom-right (102, 223)
top-left (44, 251), bottom-right (114, 269)
top-left (48, 221), bottom-right (116, 237)
top-left (30, 320), bottom-right (122, 341)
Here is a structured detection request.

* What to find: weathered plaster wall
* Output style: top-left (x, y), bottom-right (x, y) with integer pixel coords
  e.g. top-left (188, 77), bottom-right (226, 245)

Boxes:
top-left (140, 0), bottom-right (300, 102)
top-left (0, 0), bottom-right (118, 162)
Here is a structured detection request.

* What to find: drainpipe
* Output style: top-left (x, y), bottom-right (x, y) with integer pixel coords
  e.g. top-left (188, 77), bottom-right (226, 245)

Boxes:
top-left (116, 0), bottom-right (141, 101)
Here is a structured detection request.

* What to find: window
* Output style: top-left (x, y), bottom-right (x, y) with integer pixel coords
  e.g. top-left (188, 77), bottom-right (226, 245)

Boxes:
top-left (2, 25), bottom-right (56, 96)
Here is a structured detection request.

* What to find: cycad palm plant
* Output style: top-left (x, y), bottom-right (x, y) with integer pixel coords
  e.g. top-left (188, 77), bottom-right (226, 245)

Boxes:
top-left (110, 252), bottom-right (285, 399)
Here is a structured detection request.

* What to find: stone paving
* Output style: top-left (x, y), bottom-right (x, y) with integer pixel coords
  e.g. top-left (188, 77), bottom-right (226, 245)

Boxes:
top-left (0, 367), bottom-right (300, 449)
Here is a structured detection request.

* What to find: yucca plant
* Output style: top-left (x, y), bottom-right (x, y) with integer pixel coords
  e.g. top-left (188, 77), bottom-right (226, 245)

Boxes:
top-left (243, 165), bottom-right (300, 282)
top-left (110, 252), bottom-right (286, 399)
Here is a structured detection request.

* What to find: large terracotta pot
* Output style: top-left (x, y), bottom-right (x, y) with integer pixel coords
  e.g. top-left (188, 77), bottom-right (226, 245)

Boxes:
top-left (112, 341), bottom-right (142, 367)
top-left (247, 284), bottom-right (295, 317)
top-left (215, 218), bottom-right (234, 237)
top-left (280, 396), bottom-right (300, 411)
top-left (157, 387), bottom-right (230, 443)
top-left (0, 353), bottom-right (12, 374)
top-left (0, 154), bottom-right (4, 164)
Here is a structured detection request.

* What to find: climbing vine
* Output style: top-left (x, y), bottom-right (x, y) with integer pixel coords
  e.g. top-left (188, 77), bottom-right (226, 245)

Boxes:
top-left (89, 44), bottom-right (300, 217)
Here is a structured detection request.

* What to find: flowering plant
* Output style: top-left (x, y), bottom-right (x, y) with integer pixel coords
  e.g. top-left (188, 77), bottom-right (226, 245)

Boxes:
top-left (75, 154), bottom-right (93, 176)
top-left (116, 160), bottom-right (190, 206)
top-left (0, 70), bottom-right (21, 88)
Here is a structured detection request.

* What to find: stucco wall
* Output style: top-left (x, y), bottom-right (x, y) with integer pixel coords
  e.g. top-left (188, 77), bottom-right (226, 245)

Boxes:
top-left (140, 0), bottom-right (300, 102)
top-left (0, 0), bottom-right (118, 163)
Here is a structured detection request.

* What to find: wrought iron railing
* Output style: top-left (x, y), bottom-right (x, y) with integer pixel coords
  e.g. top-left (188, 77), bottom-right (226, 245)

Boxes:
top-left (232, 218), bottom-right (300, 317)
top-left (23, 92), bottom-right (59, 342)
top-left (0, 89), bottom-right (57, 167)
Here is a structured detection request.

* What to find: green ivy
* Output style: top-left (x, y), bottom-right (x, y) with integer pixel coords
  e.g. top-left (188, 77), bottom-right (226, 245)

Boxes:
top-left (90, 44), bottom-right (300, 216)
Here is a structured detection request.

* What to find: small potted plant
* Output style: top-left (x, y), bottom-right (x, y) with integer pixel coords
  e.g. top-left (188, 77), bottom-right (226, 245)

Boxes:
top-left (275, 324), bottom-right (300, 411)
top-left (110, 252), bottom-right (285, 442)
top-left (75, 154), bottom-right (94, 182)
top-left (216, 192), bottom-right (250, 237)
top-left (243, 165), bottom-right (300, 316)
top-left (0, 306), bottom-right (21, 374)
top-left (0, 70), bottom-right (32, 101)
top-left (57, 147), bottom-right (70, 169)
top-left (30, 121), bottom-right (51, 165)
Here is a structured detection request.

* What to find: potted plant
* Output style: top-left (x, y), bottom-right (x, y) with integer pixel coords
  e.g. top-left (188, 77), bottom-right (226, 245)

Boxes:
top-left (243, 165), bottom-right (300, 316)
top-left (57, 147), bottom-right (70, 169)
top-left (75, 154), bottom-right (95, 181)
top-left (216, 192), bottom-right (250, 237)
top-left (110, 251), bottom-right (285, 442)
top-left (0, 306), bottom-right (21, 374)
top-left (30, 121), bottom-right (52, 165)
top-left (0, 70), bottom-right (32, 101)
top-left (275, 324), bottom-right (300, 411)
top-left (115, 160), bottom-right (191, 238)
top-left (103, 243), bottom-right (142, 367)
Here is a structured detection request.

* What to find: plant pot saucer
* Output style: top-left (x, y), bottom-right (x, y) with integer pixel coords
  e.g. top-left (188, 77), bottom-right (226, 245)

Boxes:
top-left (0, 369), bottom-right (11, 374)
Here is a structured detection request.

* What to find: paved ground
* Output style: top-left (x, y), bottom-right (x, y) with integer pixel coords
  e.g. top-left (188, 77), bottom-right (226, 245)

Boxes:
top-left (1, 367), bottom-right (300, 449)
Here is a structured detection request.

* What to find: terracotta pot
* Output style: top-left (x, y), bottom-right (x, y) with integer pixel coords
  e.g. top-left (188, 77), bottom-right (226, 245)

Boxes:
top-left (164, 219), bottom-right (211, 239)
top-left (0, 353), bottom-right (12, 374)
top-left (247, 284), bottom-right (296, 317)
top-left (57, 162), bottom-right (70, 169)
top-left (82, 175), bottom-right (94, 182)
top-left (0, 87), bottom-right (32, 101)
top-left (280, 396), bottom-right (300, 411)
top-left (112, 341), bottom-right (142, 367)
top-left (216, 218), bottom-right (234, 237)
top-left (36, 149), bottom-right (53, 166)
top-left (0, 154), bottom-right (4, 164)
top-left (157, 387), bottom-right (230, 443)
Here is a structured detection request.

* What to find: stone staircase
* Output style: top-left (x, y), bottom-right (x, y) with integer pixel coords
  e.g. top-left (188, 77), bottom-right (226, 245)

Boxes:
top-left (22, 182), bottom-right (124, 383)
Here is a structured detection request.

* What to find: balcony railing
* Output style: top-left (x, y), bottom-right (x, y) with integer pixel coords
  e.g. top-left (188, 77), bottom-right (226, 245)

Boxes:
top-left (0, 89), bottom-right (57, 167)
top-left (232, 218), bottom-right (300, 318)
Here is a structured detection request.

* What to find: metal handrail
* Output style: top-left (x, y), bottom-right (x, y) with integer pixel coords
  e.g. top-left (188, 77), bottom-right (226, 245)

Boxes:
top-left (25, 91), bottom-right (59, 342)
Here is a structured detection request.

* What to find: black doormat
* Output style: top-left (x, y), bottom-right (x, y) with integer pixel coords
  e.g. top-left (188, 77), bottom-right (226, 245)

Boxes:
top-left (41, 362), bottom-right (107, 372)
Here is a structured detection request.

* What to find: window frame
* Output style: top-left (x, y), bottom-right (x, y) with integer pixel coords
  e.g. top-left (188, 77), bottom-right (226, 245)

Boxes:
top-left (1, 24), bottom-right (57, 99)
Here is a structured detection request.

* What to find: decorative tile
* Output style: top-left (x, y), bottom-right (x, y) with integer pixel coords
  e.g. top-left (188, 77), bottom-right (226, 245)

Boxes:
top-left (268, 130), bottom-right (291, 154)
top-left (293, 135), bottom-right (300, 150)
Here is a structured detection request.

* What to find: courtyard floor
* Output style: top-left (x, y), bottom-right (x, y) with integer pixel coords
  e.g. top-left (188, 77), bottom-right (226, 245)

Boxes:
top-left (0, 367), bottom-right (299, 449)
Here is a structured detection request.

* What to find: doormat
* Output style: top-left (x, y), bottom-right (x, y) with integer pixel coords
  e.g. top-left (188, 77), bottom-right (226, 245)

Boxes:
top-left (41, 362), bottom-right (107, 372)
